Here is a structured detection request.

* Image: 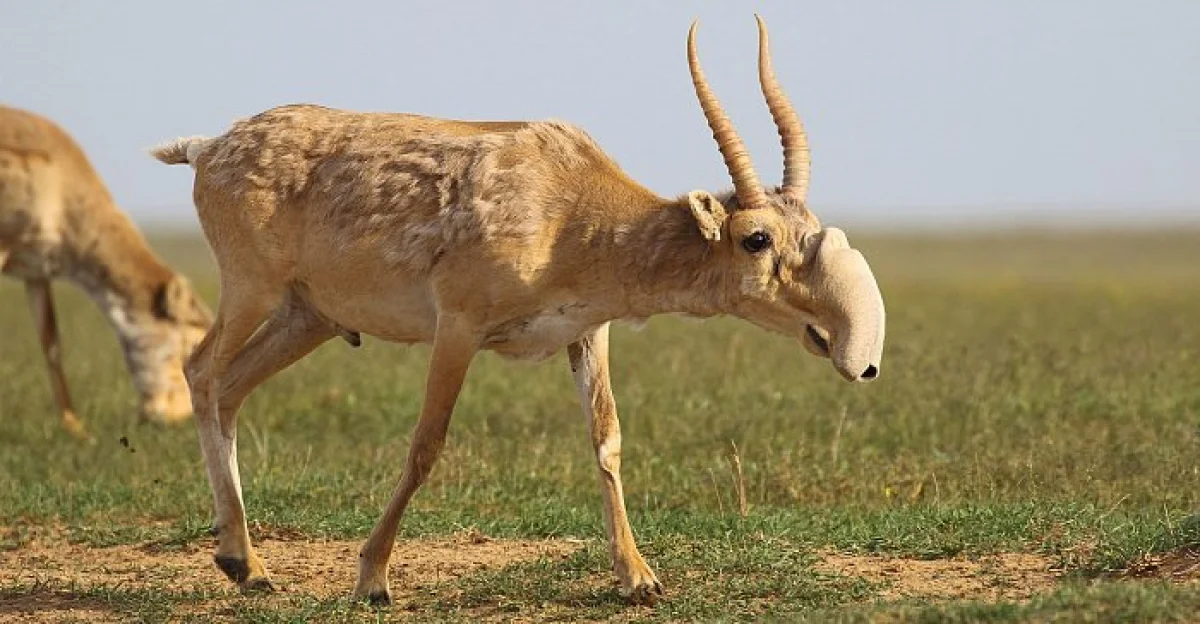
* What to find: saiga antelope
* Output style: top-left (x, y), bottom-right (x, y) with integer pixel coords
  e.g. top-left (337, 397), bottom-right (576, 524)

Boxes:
top-left (0, 105), bottom-right (212, 438)
top-left (152, 17), bottom-right (885, 604)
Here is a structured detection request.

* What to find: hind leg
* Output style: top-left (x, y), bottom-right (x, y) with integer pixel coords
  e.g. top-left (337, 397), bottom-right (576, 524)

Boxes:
top-left (353, 314), bottom-right (478, 604)
top-left (189, 285), bottom-right (333, 591)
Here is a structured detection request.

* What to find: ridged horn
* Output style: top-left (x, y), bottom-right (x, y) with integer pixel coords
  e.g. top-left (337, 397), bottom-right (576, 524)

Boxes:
top-left (756, 14), bottom-right (811, 203)
top-left (688, 20), bottom-right (768, 211)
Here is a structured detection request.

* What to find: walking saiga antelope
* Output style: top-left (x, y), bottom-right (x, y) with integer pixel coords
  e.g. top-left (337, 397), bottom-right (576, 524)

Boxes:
top-left (152, 17), bottom-right (884, 604)
top-left (0, 105), bottom-right (212, 438)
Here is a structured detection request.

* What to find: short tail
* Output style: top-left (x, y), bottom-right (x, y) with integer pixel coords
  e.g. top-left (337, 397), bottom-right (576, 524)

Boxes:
top-left (149, 136), bottom-right (212, 168)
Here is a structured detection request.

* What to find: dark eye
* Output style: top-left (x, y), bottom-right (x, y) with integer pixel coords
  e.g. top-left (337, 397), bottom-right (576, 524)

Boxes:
top-left (741, 231), bottom-right (772, 253)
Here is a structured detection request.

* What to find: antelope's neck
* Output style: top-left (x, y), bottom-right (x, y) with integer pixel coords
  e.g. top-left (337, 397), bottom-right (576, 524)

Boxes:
top-left (589, 195), bottom-right (729, 322)
top-left (65, 206), bottom-right (173, 347)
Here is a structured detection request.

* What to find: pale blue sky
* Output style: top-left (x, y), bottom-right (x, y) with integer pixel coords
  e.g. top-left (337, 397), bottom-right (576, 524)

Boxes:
top-left (2, 1), bottom-right (1198, 227)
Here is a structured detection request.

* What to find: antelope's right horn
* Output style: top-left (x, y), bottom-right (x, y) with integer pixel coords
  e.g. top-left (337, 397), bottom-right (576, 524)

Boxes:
top-left (688, 20), bottom-right (769, 211)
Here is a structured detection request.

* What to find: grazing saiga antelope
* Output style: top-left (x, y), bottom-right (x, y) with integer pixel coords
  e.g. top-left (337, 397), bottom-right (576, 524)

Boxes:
top-left (0, 105), bottom-right (212, 438)
top-left (152, 17), bottom-right (884, 604)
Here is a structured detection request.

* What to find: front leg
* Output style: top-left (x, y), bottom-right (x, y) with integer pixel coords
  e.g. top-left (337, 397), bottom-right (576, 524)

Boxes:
top-left (568, 323), bottom-right (663, 603)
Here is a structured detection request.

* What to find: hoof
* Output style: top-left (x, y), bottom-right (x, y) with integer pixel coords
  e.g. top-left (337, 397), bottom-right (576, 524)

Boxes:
top-left (352, 586), bottom-right (392, 607)
top-left (624, 580), bottom-right (665, 605)
top-left (215, 555), bottom-right (251, 583)
top-left (353, 556), bottom-right (392, 606)
top-left (352, 578), bottom-right (392, 606)
top-left (618, 559), bottom-right (664, 606)
top-left (62, 415), bottom-right (94, 444)
top-left (241, 576), bottom-right (276, 594)
top-left (214, 554), bottom-right (270, 588)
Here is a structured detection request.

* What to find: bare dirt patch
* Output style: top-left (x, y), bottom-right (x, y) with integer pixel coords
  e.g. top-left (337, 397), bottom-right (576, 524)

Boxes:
top-left (1117, 547), bottom-right (1200, 583)
top-left (813, 550), bottom-right (1062, 602)
top-left (0, 589), bottom-right (115, 624)
top-left (0, 531), bottom-right (583, 621)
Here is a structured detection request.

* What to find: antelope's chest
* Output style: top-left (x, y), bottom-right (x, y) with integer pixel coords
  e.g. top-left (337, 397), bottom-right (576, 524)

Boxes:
top-left (0, 205), bottom-right (66, 280)
top-left (482, 303), bottom-right (597, 361)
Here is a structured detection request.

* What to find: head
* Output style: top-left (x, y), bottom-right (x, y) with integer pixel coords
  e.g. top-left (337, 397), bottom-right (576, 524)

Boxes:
top-left (118, 274), bottom-right (212, 422)
top-left (686, 16), bottom-right (885, 382)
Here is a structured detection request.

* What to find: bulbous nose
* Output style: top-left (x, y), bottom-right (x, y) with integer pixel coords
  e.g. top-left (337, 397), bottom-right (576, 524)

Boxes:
top-left (860, 364), bottom-right (879, 381)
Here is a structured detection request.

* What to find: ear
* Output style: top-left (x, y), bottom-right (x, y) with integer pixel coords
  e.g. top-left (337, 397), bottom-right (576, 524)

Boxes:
top-left (686, 190), bottom-right (728, 242)
top-left (154, 275), bottom-right (212, 326)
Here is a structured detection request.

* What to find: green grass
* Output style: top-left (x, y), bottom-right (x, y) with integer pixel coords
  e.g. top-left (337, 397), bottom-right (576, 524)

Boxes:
top-left (2, 230), bottom-right (1199, 621)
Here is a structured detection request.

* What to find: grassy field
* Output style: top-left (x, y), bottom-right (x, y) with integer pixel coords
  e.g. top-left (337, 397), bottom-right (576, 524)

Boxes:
top-left (1, 230), bottom-right (1198, 622)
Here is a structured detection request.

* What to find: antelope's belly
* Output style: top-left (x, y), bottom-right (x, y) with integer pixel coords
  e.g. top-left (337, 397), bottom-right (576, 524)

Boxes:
top-left (483, 303), bottom-right (598, 361)
top-left (301, 275), bottom-right (438, 344)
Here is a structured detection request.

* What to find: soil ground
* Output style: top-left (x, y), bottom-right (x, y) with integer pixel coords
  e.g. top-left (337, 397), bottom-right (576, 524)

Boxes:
top-left (3, 534), bottom-right (1196, 622)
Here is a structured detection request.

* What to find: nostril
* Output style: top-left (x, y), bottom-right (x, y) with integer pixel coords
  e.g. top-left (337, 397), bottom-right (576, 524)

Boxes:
top-left (860, 365), bottom-right (879, 380)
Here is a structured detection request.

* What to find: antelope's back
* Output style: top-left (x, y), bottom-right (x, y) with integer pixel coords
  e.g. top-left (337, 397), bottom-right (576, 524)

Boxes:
top-left (0, 106), bottom-right (114, 262)
top-left (190, 104), bottom-right (615, 277)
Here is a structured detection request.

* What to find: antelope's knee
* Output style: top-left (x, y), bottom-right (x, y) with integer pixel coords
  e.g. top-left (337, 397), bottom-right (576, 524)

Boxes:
top-left (595, 437), bottom-right (622, 475)
top-left (184, 350), bottom-right (209, 392)
top-left (184, 356), bottom-right (218, 419)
